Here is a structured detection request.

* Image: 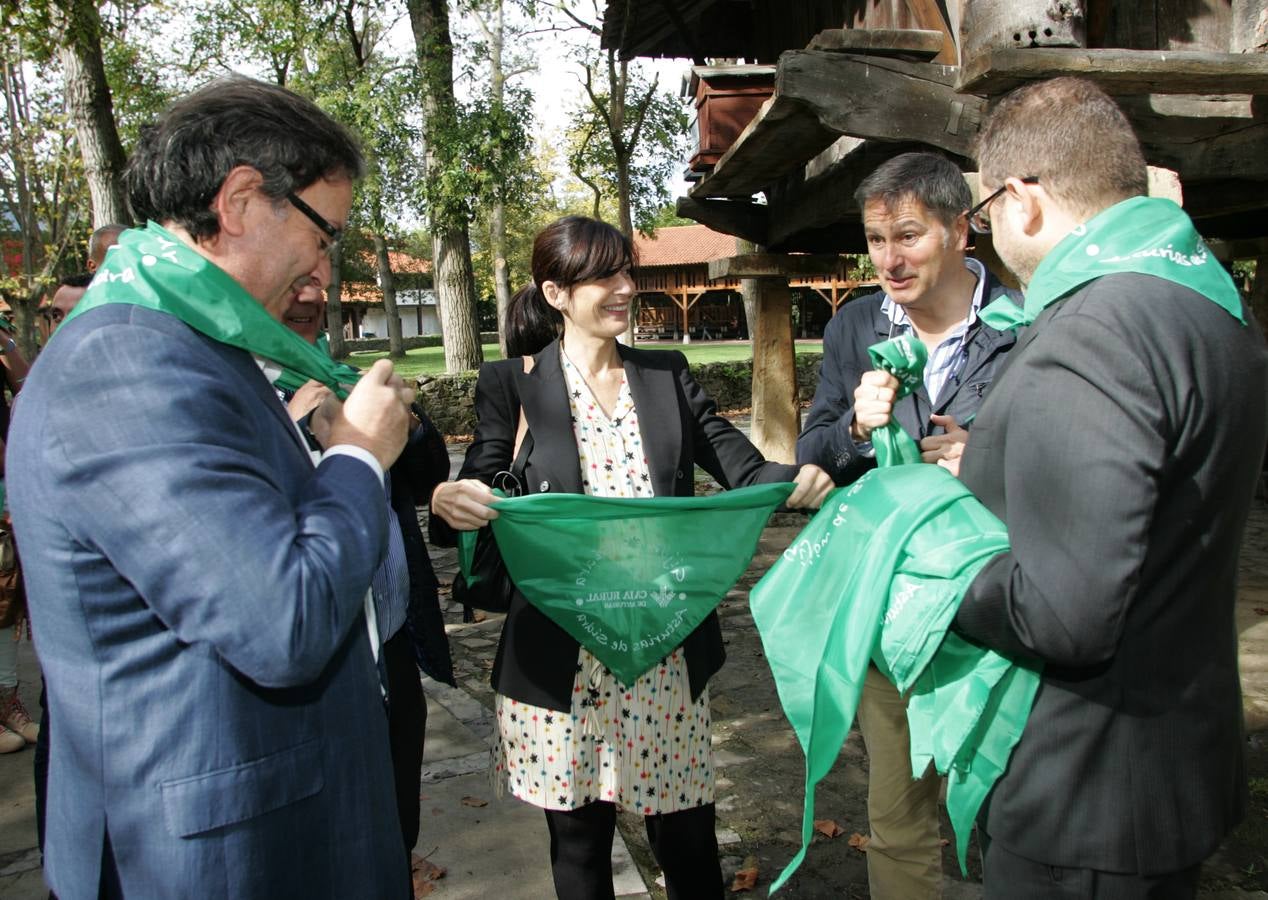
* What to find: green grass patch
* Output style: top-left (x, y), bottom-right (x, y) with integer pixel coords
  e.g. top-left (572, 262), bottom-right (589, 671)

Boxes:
top-left (351, 340), bottom-right (824, 380)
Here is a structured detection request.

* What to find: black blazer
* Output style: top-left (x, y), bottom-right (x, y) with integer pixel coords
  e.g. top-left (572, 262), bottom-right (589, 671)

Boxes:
top-left (444, 338), bottom-right (798, 711)
top-left (955, 273), bottom-right (1268, 874)
top-left (797, 270), bottom-right (1018, 485)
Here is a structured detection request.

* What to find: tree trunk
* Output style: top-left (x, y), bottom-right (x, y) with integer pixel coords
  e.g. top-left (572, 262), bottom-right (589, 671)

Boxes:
top-left (434, 225), bottom-right (483, 371)
top-left (485, 0), bottom-right (513, 357)
top-left (57, 0), bottom-right (130, 227)
top-left (326, 252), bottom-right (347, 358)
top-left (490, 202), bottom-right (512, 357)
top-left (373, 232), bottom-right (404, 359)
top-left (406, 0), bottom-right (484, 373)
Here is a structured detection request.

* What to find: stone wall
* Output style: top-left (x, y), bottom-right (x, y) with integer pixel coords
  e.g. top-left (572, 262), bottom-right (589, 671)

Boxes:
top-left (417, 353), bottom-right (824, 438)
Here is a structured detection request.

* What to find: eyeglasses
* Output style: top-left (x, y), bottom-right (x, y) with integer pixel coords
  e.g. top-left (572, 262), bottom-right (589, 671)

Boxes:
top-left (286, 191), bottom-right (343, 258)
top-left (966, 176), bottom-right (1039, 234)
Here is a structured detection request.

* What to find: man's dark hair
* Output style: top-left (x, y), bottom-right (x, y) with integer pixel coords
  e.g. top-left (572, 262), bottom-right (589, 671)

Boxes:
top-left (125, 76), bottom-right (364, 240)
top-left (975, 77), bottom-right (1147, 220)
top-left (59, 272), bottom-right (94, 289)
top-left (854, 152), bottom-right (972, 227)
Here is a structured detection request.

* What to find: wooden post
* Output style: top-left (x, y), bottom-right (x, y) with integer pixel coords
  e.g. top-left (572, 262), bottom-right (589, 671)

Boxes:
top-left (750, 276), bottom-right (799, 462)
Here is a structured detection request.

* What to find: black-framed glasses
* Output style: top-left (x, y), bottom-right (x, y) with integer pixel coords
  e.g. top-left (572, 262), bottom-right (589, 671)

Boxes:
top-left (966, 176), bottom-right (1039, 234)
top-left (286, 191), bottom-right (343, 257)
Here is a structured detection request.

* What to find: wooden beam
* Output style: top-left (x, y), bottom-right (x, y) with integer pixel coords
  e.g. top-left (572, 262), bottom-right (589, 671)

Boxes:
top-left (749, 276), bottom-right (799, 462)
top-left (690, 51), bottom-right (984, 199)
top-left (1117, 95), bottom-right (1268, 184)
top-left (958, 0), bottom-right (1085, 68)
top-left (675, 196), bottom-right (769, 245)
top-left (709, 252), bottom-right (847, 280)
top-left (958, 48), bottom-right (1268, 97)
top-left (807, 27), bottom-right (944, 60)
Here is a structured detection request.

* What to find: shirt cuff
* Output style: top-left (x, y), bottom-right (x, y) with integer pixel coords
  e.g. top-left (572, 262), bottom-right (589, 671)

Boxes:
top-left (323, 444), bottom-right (385, 486)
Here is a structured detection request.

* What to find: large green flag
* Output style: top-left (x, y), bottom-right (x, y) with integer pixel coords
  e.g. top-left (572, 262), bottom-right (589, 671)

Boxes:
top-left (464, 482), bottom-right (794, 685)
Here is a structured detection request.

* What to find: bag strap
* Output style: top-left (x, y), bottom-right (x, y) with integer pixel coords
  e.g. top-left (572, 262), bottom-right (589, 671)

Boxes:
top-left (510, 355), bottom-right (534, 481)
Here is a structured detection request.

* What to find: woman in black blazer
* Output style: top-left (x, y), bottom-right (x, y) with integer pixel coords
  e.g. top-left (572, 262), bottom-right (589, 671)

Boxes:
top-left (432, 217), bottom-right (831, 900)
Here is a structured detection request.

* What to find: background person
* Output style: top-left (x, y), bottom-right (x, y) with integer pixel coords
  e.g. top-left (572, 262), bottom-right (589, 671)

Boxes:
top-left (86, 224), bottom-right (126, 272)
top-left (431, 216), bottom-right (833, 900)
top-left (953, 76), bottom-right (1268, 898)
top-left (796, 151), bottom-right (1019, 899)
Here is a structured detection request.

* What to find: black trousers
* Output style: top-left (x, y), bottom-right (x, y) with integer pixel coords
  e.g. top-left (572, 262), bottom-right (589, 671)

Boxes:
top-left (544, 801), bottom-right (723, 900)
top-left (983, 838), bottom-right (1202, 900)
top-left (384, 629), bottom-right (427, 857)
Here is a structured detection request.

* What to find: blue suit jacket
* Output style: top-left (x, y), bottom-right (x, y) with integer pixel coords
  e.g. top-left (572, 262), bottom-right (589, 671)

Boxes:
top-left (8, 305), bottom-right (408, 898)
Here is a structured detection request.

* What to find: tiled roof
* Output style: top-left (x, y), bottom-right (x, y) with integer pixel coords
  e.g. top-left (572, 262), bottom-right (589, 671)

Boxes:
top-left (633, 224), bottom-right (740, 268)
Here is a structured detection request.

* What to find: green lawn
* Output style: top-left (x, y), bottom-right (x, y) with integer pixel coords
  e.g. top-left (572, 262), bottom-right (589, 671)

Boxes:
top-left (351, 339), bottom-right (824, 380)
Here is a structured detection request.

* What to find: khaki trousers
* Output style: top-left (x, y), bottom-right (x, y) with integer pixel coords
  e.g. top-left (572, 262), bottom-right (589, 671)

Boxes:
top-left (856, 664), bottom-right (943, 900)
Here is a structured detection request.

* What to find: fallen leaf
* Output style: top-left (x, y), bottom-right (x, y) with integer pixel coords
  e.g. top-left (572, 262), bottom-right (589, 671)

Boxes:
top-left (412, 882), bottom-right (435, 899)
top-left (730, 855), bottom-right (760, 892)
top-left (460, 795), bottom-right (489, 808)
top-left (411, 854), bottom-right (447, 880)
top-left (847, 832), bottom-right (870, 853)
top-left (813, 819), bottom-right (844, 838)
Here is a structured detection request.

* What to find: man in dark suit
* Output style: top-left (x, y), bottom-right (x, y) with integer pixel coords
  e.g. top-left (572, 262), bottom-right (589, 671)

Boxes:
top-left (951, 76), bottom-right (1268, 897)
top-left (797, 152), bottom-right (1018, 899)
top-left (7, 78), bottom-right (415, 898)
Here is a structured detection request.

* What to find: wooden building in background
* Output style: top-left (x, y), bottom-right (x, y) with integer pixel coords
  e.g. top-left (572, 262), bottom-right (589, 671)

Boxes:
top-left (632, 224), bottom-right (875, 341)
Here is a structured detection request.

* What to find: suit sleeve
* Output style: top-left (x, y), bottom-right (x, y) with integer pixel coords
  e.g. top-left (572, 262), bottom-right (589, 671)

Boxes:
top-left (796, 315), bottom-right (875, 485)
top-left (429, 363), bottom-right (516, 547)
top-left (674, 352), bottom-right (798, 487)
top-left (954, 303), bottom-right (1167, 667)
top-left (46, 322), bottom-right (388, 688)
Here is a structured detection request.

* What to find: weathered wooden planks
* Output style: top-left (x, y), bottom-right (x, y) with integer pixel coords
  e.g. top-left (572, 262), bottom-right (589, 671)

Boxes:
top-left (958, 47), bottom-right (1268, 95)
top-left (689, 51), bottom-right (983, 200)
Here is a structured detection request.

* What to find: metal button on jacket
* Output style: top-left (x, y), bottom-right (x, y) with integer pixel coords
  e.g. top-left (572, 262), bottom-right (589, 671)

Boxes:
top-left (538, 480), bottom-right (550, 492)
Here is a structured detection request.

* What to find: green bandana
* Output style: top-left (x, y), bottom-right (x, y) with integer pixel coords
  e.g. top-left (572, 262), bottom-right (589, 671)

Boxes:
top-left (272, 334), bottom-right (362, 395)
top-left (464, 482), bottom-right (794, 685)
top-left (980, 196), bottom-right (1245, 330)
top-left (66, 222), bottom-right (361, 397)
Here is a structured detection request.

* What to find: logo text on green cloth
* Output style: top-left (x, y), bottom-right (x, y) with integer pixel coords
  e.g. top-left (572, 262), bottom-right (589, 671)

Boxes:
top-left (466, 482), bottom-right (794, 685)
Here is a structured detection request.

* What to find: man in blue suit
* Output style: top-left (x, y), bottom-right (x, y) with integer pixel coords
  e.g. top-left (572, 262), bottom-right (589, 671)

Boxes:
top-left (7, 77), bottom-right (415, 898)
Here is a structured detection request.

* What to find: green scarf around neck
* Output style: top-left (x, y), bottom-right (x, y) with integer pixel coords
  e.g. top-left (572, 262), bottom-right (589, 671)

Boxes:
top-left (979, 196), bottom-right (1245, 331)
top-left (66, 222), bottom-right (361, 397)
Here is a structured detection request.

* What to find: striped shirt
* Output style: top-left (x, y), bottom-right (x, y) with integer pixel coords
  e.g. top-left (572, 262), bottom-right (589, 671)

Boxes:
top-left (879, 257), bottom-right (988, 407)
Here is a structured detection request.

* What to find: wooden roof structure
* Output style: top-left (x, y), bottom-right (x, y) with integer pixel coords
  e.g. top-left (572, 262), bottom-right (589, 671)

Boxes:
top-left (603, 0), bottom-right (1268, 460)
top-left (605, 0), bottom-right (1268, 253)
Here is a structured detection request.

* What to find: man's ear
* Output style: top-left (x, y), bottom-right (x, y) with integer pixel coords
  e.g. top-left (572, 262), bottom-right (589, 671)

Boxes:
top-left (1005, 176), bottom-right (1044, 236)
top-left (211, 166), bottom-right (265, 239)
